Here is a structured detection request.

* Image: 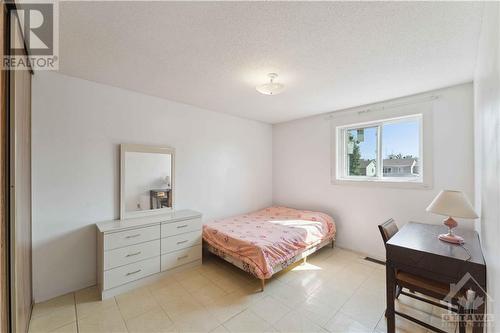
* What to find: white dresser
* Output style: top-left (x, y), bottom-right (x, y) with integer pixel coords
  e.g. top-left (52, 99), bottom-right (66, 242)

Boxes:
top-left (96, 209), bottom-right (202, 299)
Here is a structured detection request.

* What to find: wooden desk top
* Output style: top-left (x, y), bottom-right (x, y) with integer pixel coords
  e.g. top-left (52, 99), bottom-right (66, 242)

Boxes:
top-left (387, 221), bottom-right (485, 266)
top-left (386, 222), bottom-right (487, 333)
top-left (150, 189), bottom-right (171, 193)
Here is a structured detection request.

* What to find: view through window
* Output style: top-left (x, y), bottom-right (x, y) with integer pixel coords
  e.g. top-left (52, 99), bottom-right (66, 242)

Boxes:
top-left (382, 119), bottom-right (420, 178)
top-left (347, 127), bottom-right (377, 177)
top-left (339, 114), bottom-right (422, 182)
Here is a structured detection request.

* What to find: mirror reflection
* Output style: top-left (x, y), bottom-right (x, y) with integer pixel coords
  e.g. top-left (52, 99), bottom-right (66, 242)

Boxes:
top-left (124, 151), bottom-right (172, 213)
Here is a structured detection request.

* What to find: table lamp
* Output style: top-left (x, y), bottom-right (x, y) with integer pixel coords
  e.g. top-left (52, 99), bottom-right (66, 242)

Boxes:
top-left (426, 190), bottom-right (478, 244)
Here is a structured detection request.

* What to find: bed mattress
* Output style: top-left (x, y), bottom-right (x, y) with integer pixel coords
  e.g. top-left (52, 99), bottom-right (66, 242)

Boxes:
top-left (202, 206), bottom-right (336, 279)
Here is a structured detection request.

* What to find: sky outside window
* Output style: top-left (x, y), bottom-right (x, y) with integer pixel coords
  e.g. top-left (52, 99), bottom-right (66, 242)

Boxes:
top-left (357, 120), bottom-right (419, 159)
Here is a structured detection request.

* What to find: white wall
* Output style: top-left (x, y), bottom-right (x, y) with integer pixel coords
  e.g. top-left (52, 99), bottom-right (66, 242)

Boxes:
top-left (31, 72), bottom-right (273, 302)
top-left (474, 3), bottom-right (499, 332)
top-left (273, 83), bottom-right (475, 259)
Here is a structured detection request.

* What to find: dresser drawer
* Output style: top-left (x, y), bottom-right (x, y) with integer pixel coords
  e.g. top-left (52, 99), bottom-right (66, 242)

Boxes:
top-left (104, 225), bottom-right (160, 250)
top-left (104, 240), bottom-right (160, 270)
top-left (104, 256), bottom-right (160, 290)
top-left (161, 218), bottom-right (202, 238)
top-left (161, 231), bottom-right (201, 254)
top-left (161, 245), bottom-right (202, 271)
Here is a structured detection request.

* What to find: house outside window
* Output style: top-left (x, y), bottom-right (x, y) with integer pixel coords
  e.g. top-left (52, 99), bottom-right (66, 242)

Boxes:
top-left (333, 110), bottom-right (433, 189)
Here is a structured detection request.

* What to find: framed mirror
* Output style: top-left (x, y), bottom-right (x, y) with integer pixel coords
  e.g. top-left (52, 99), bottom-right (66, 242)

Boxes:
top-left (120, 144), bottom-right (175, 219)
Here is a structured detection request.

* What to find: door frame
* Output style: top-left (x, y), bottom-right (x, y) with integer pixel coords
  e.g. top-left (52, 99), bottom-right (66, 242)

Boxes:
top-left (0, 3), bottom-right (10, 332)
top-left (1, 3), bottom-right (34, 332)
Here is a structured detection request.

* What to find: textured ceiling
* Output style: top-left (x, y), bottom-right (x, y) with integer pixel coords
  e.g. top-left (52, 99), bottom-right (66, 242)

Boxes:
top-left (58, 1), bottom-right (483, 124)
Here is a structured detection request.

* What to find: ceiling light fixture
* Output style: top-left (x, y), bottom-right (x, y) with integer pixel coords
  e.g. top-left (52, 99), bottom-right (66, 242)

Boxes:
top-left (256, 73), bottom-right (285, 95)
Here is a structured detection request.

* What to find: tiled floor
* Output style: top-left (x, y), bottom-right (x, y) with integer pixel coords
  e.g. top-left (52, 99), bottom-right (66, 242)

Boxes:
top-left (29, 247), bottom-right (462, 333)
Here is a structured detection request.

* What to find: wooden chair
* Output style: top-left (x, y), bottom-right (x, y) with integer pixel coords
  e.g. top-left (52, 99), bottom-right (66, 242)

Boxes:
top-left (379, 219), bottom-right (467, 333)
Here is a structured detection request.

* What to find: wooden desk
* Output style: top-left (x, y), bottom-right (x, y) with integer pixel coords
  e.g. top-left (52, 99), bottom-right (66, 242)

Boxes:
top-left (386, 222), bottom-right (486, 333)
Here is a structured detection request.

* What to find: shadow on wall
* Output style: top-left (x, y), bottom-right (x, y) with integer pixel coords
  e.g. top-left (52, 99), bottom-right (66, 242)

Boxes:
top-left (32, 225), bottom-right (98, 302)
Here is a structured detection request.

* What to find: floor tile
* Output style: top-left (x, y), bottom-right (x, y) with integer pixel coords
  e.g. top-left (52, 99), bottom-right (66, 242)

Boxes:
top-left (152, 280), bottom-right (189, 299)
top-left (397, 292), bottom-right (433, 314)
top-left (306, 283), bottom-right (354, 310)
top-left (116, 287), bottom-right (159, 320)
top-left (210, 325), bottom-right (231, 333)
top-left (50, 322), bottom-right (78, 333)
top-left (340, 286), bottom-right (385, 329)
top-left (223, 309), bottom-right (274, 333)
top-left (125, 307), bottom-right (175, 333)
top-left (375, 301), bottom-right (432, 333)
top-left (375, 315), bottom-right (428, 333)
top-left (282, 269), bottom-right (330, 296)
top-left (31, 293), bottom-right (75, 319)
top-left (396, 299), bottom-right (432, 321)
top-left (172, 267), bottom-right (201, 281)
top-left (333, 266), bottom-right (372, 292)
top-left (172, 309), bottom-right (220, 333)
top-left (210, 274), bottom-right (253, 294)
top-left (191, 281), bottom-right (228, 306)
top-left (345, 261), bottom-right (377, 276)
top-left (357, 269), bottom-right (385, 298)
top-left (249, 295), bottom-right (291, 324)
top-left (78, 322), bottom-right (128, 333)
top-left (147, 275), bottom-right (179, 291)
top-left (267, 278), bottom-right (309, 306)
top-left (323, 312), bottom-right (372, 333)
top-left (29, 247), bottom-right (457, 333)
top-left (78, 305), bottom-right (128, 333)
top-left (274, 310), bottom-right (328, 333)
top-left (160, 294), bottom-right (206, 319)
top-left (75, 286), bottom-right (117, 320)
top-left (28, 302), bottom-right (76, 333)
top-left (295, 290), bottom-right (347, 327)
top-left (205, 291), bottom-right (249, 323)
top-left (178, 273), bottom-right (214, 293)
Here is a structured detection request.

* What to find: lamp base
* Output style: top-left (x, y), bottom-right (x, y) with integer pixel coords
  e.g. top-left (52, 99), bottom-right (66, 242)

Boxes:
top-left (438, 233), bottom-right (464, 244)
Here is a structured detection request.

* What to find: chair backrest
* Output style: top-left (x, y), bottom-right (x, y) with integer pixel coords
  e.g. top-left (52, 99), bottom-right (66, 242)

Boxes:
top-left (378, 218), bottom-right (399, 248)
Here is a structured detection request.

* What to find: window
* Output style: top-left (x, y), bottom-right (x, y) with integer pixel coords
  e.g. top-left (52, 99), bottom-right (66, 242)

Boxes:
top-left (336, 114), bottom-right (423, 183)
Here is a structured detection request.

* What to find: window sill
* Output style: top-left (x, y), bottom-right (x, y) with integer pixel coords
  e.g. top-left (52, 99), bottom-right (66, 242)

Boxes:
top-left (332, 177), bottom-right (432, 190)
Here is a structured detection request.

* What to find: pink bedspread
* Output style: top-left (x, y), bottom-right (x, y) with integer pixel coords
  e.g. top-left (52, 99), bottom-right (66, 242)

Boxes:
top-left (202, 206), bottom-right (336, 279)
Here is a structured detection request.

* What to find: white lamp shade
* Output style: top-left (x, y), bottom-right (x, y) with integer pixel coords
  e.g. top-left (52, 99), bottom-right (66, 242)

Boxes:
top-left (426, 190), bottom-right (478, 219)
top-left (256, 82), bottom-right (285, 95)
top-left (256, 73), bottom-right (285, 95)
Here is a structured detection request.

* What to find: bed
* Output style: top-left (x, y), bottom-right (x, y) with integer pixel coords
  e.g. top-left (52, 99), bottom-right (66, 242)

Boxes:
top-left (202, 206), bottom-right (336, 290)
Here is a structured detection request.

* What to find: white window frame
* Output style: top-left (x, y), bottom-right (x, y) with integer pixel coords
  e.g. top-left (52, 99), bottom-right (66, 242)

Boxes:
top-left (331, 104), bottom-right (433, 189)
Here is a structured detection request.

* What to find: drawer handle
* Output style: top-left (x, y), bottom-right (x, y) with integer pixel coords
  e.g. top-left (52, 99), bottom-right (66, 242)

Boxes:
top-left (176, 224), bottom-right (188, 229)
top-left (126, 251), bottom-right (142, 257)
top-left (126, 269), bottom-right (142, 276)
top-left (125, 234), bottom-right (141, 239)
top-left (177, 240), bottom-right (188, 245)
top-left (177, 255), bottom-right (189, 260)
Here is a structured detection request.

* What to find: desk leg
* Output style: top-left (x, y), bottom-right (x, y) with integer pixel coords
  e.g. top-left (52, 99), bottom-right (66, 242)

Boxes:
top-left (472, 288), bottom-right (486, 333)
top-left (386, 262), bottom-right (396, 333)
